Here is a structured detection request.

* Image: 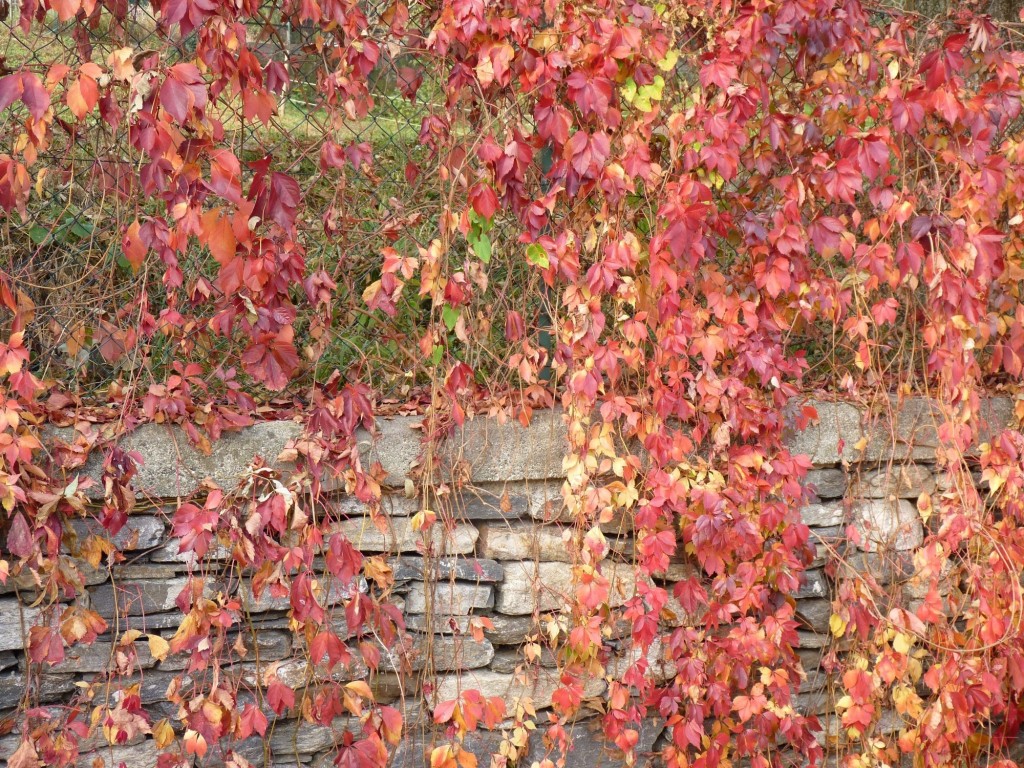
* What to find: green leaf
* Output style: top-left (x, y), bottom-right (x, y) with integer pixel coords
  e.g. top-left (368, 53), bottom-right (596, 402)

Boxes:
top-left (28, 225), bottom-right (50, 245)
top-left (471, 233), bottom-right (492, 263)
top-left (621, 78), bottom-right (637, 104)
top-left (442, 305), bottom-right (460, 331)
top-left (430, 345), bottom-right (444, 366)
top-left (468, 209), bottom-right (493, 235)
top-left (526, 243), bottom-right (549, 269)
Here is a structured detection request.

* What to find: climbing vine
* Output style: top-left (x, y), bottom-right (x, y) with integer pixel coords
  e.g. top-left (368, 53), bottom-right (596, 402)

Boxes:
top-left (2, 0), bottom-right (1024, 767)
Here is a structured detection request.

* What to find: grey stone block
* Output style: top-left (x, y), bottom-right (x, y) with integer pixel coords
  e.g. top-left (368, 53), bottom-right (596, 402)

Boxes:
top-left (61, 420), bottom-right (304, 499)
top-left (405, 583), bottom-right (493, 615)
top-left (159, 630), bottom-right (292, 671)
top-left (786, 396), bottom-right (1013, 465)
top-left (0, 671), bottom-right (76, 709)
top-left (803, 468), bottom-right (847, 499)
top-left (526, 716), bottom-right (664, 768)
top-left (44, 639), bottom-right (156, 674)
top-left (455, 485), bottom-right (531, 520)
top-left (433, 667), bottom-right (604, 713)
top-left (800, 501), bottom-right (845, 527)
top-left (390, 556), bottom-right (503, 583)
top-left (0, 599), bottom-right (47, 651)
top-left (275, 655), bottom-right (369, 688)
top-left (68, 515), bottom-right (166, 550)
top-left (851, 499), bottom-right (923, 552)
top-left (404, 614), bottom-right (536, 645)
top-left (391, 730), bottom-right (504, 768)
top-left (406, 635), bottom-right (494, 671)
top-left (785, 400), bottom-right (865, 465)
top-left (446, 409), bottom-right (567, 483)
top-left (74, 739), bottom-right (161, 768)
top-left (496, 562), bottom-right (638, 615)
top-left (795, 599), bottom-right (831, 633)
top-left (332, 492), bottom-right (420, 518)
top-left (237, 577), bottom-right (365, 614)
top-left (150, 538), bottom-right (230, 565)
top-left (490, 647), bottom-right (556, 673)
top-left (478, 522), bottom-right (570, 562)
top-left (363, 411), bottom-right (568, 487)
top-left (89, 577), bottom-right (190, 616)
top-left (495, 562), bottom-right (573, 615)
top-left (835, 550), bottom-right (915, 585)
top-left (797, 630), bottom-right (829, 649)
top-left (268, 717), bottom-right (359, 757)
top-left (795, 569), bottom-right (829, 600)
top-left (855, 464), bottom-right (935, 499)
top-left (331, 517), bottom-right (478, 555)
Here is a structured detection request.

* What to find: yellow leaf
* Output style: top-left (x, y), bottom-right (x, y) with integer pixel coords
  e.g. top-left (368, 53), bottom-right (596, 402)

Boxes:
top-left (893, 632), bottom-right (913, 655)
top-left (148, 634), bottom-right (170, 662)
top-left (829, 613), bottom-right (847, 638)
top-left (153, 719), bottom-right (175, 749)
top-left (410, 508), bottom-right (436, 532)
top-left (344, 680), bottom-right (374, 700)
top-left (107, 48), bottom-right (136, 82)
top-left (121, 629), bottom-right (143, 643)
top-left (430, 745), bottom-right (455, 768)
top-left (916, 493), bottom-right (932, 525)
top-left (657, 50), bottom-right (680, 72)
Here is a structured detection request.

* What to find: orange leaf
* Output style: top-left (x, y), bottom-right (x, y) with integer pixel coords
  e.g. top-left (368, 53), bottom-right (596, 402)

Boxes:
top-left (66, 71), bottom-right (98, 120)
top-left (201, 209), bottom-right (236, 263)
top-left (123, 220), bottom-right (146, 272)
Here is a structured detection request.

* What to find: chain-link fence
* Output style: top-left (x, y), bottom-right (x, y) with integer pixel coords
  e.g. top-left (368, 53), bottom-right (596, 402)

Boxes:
top-left (0, 1), bottom-right (495, 403)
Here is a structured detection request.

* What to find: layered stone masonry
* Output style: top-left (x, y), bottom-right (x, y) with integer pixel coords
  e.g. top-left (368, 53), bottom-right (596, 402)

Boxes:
top-left (0, 398), bottom-right (1014, 768)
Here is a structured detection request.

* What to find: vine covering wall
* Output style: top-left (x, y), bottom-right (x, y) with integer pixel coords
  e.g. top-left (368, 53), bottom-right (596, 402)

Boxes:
top-left (0, 398), bottom-right (1018, 768)
top-left (4, 0), bottom-right (1024, 767)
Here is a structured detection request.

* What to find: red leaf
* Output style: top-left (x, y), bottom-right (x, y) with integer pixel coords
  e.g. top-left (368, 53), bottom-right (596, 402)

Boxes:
top-left (267, 679), bottom-right (295, 715)
top-left (379, 706), bottom-right (403, 745)
top-left (468, 183), bottom-right (498, 219)
top-left (28, 625), bottom-right (64, 665)
top-left (396, 67), bottom-right (423, 100)
top-left (822, 159), bottom-right (862, 204)
top-left (251, 169), bottom-right (301, 232)
top-left (159, 64), bottom-right (208, 124)
top-left (241, 326), bottom-right (300, 391)
top-left (7, 513), bottom-right (34, 559)
top-left (0, 75), bottom-right (24, 113)
top-left (20, 74), bottom-right (49, 119)
top-left (238, 703), bottom-right (268, 739)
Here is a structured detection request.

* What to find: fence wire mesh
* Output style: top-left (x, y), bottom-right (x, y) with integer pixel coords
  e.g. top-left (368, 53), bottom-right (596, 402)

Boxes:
top-left (0, 1), bottom-right (483, 404)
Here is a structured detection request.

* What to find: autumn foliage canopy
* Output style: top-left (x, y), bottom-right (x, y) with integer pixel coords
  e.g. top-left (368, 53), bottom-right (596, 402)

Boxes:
top-left (2, 0), bottom-right (1024, 766)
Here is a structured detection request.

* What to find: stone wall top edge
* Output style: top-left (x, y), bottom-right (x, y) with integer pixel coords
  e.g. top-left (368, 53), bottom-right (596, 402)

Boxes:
top-left (43, 396), bottom-right (1016, 500)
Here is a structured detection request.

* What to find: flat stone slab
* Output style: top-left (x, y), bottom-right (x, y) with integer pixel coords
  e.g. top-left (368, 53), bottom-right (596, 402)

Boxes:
top-left (405, 583), bottom-right (494, 615)
top-left (854, 463), bottom-right (935, 499)
top-left (57, 420), bottom-right (304, 499)
top-left (851, 498), bottom-right (923, 552)
top-left (785, 396), bottom-right (1013, 464)
top-left (433, 667), bottom-right (604, 713)
top-left (404, 614), bottom-right (536, 645)
top-left (0, 600), bottom-right (47, 651)
top-left (68, 515), bottom-right (166, 550)
top-left (332, 517), bottom-right (478, 555)
top-left (89, 577), bottom-right (190, 616)
top-left (479, 522), bottom-right (571, 562)
top-left (803, 468), bottom-right (847, 500)
top-left (390, 556), bottom-right (503, 583)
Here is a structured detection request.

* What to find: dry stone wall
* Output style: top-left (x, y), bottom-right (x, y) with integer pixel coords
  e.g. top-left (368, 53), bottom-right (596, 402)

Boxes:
top-left (0, 398), bottom-right (1015, 768)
